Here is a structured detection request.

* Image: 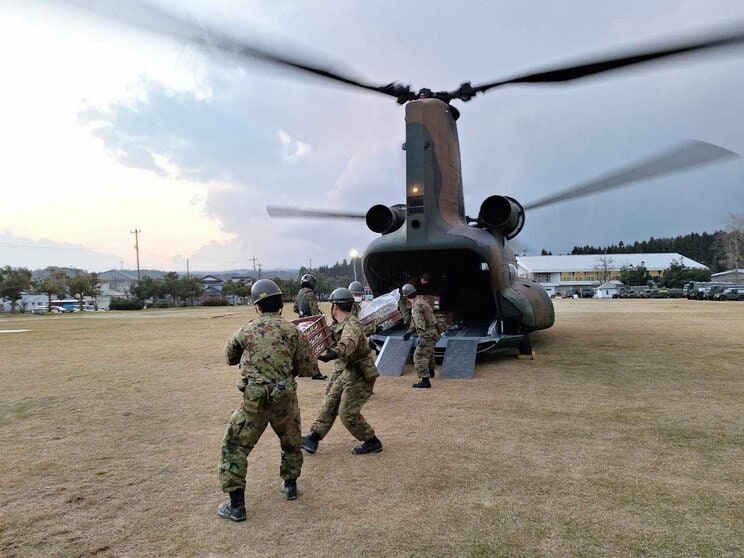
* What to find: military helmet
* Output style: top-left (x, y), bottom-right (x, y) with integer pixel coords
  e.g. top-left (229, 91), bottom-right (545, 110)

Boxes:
top-left (329, 287), bottom-right (354, 305)
top-left (348, 281), bottom-right (364, 294)
top-left (251, 279), bottom-right (282, 303)
top-left (401, 283), bottom-right (417, 298)
top-left (300, 273), bottom-right (316, 289)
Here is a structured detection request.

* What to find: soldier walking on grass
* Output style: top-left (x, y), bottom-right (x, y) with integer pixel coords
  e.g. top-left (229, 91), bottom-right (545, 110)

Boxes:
top-left (217, 279), bottom-right (320, 522)
top-left (402, 283), bottom-right (441, 388)
top-left (293, 273), bottom-right (327, 380)
top-left (301, 287), bottom-right (383, 455)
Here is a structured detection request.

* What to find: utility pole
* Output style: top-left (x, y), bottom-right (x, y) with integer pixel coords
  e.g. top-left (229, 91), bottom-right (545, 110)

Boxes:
top-left (186, 258), bottom-right (190, 278)
top-left (130, 227), bottom-right (142, 281)
top-left (249, 257), bottom-right (258, 275)
top-left (258, 263), bottom-right (262, 279)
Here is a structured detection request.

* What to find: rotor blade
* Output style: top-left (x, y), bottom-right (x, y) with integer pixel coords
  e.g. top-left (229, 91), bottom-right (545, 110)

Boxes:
top-left (468, 26), bottom-right (744, 95)
top-left (267, 206), bottom-right (366, 219)
top-left (62, 0), bottom-right (409, 101)
top-left (523, 140), bottom-right (739, 211)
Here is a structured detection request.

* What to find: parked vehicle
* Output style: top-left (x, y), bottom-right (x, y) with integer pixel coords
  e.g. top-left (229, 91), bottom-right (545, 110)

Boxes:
top-left (715, 287), bottom-right (744, 301)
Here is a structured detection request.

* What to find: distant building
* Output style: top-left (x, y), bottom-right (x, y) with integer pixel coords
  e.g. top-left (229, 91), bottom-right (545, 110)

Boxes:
top-left (200, 275), bottom-right (224, 300)
top-left (97, 269), bottom-right (138, 309)
top-left (516, 253), bottom-right (707, 296)
top-left (594, 280), bottom-right (625, 299)
top-left (711, 268), bottom-right (744, 283)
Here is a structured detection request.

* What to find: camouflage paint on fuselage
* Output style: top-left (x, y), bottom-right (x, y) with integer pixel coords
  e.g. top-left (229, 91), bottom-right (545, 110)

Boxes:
top-left (363, 98), bottom-right (554, 331)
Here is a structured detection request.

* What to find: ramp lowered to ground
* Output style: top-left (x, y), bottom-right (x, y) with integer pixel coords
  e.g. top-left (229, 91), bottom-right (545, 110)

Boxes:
top-left (370, 321), bottom-right (525, 379)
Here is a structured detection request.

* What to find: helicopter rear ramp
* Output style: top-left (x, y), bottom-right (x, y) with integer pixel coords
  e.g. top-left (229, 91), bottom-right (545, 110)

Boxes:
top-left (375, 337), bottom-right (415, 376)
top-left (370, 322), bottom-right (525, 378)
top-left (439, 339), bottom-right (478, 379)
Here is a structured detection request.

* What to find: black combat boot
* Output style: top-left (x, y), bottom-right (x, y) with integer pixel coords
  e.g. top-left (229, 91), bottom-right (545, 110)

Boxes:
top-left (429, 366), bottom-right (436, 378)
top-left (412, 377), bottom-right (431, 388)
top-left (217, 488), bottom-right (246, 522)
top-left (301, 431), bottom-right (320, 453)
top-left (312, 372), bottom-right (328, 380)
top-left (281, 479), bottom-right (298, 500)
top-left (352, 436), bottom-right (383, 455)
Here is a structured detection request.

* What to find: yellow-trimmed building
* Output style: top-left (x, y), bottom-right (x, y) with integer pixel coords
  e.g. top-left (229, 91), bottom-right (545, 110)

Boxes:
top-left (516, 253), bottom-right (707, 296)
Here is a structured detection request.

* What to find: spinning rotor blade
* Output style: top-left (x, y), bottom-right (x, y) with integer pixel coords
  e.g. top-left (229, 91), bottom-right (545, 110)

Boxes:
top-left (523, 140), bottom-right (739, 211)
top-left (63, 0), bottom-right (412, 102)
top-left (267, 206), bottom-right (366, 219)
top-left (459, 26), bottom-right (744, 98)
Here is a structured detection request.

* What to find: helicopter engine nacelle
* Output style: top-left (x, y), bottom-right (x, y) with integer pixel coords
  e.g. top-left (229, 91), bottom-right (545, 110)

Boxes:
top-left (366, 204), bottom-right (407, 235)
top-left (477, 195), bottom-right (525, 239)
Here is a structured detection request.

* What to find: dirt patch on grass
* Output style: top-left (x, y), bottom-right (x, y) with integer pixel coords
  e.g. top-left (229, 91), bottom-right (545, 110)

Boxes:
top-left (1, 300), bottom-right (742, 556)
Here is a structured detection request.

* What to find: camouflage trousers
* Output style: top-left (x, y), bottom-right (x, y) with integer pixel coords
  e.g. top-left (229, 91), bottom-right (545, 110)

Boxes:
top-left (311, 370), bottom-right (375, 442)
top-left (413, 338), bottom-right (437, 378)
top-left (219, 383), bottom-right (302, 493)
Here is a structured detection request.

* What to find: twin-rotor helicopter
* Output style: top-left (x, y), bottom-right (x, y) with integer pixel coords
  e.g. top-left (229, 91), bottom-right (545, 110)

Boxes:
top-left (68, 2), bottom-right (744, 375)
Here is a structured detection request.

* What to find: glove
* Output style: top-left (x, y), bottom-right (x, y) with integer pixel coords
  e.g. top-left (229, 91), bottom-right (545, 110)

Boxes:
top-left (375, 324), bottom-right (384, 334)
top-left (317, 350), bottom-right (337, 363)
top-left (403, 331), bottom-right (413, 341)
top-left (368, 338), bottom-right (377, 351)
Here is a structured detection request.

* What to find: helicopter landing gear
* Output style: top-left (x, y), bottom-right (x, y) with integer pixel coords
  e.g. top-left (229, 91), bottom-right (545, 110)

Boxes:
top-left (516, 332), bottom-right (536, 360)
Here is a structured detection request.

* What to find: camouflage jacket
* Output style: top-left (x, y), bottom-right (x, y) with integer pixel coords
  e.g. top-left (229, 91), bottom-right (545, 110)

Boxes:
top-left (351, 302), bottom-right (361, 318)
top-left (407, 298), bottom-right (439, 340)
top-left (330, 315), bottom-right (378, 381)
top-left (225, 312), bottom-right (319, 385)
top-left (294, 287), bottom-right (320, 317)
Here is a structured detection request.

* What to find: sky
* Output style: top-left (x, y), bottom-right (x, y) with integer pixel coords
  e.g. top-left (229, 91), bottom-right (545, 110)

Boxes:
top-left (1, 0), bottom-right (744, 272)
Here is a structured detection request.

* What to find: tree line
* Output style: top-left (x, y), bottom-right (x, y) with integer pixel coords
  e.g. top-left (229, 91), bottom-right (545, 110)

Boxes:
top-left (0, 266), bottom-right (100, 312)
top-left (569, 214), bottom-right (743, 273)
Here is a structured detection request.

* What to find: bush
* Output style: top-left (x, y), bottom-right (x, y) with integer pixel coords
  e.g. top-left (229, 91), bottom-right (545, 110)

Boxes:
top-left (155, 301), bottom-right (172, 308)
top-left (201, 298), bottom-right (229, 306)
top-left (109, 297), bottom-right (145, 310)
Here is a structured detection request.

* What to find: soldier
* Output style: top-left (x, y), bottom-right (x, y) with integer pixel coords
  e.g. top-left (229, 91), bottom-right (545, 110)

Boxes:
top-left (217, 279), bottom-right (320, 522)
top-left (398, 282), bottom-right (412, 328)
top-left (348, 280), bottom-right (365, 317)
top-left (300, 287), bottom-right (383, 455)
top-left (293, 273), bottom-right (321, 317)
top-left (293, 273), bottom-right (327, 380)
top-left (402, 283), bottom-right (441, 388)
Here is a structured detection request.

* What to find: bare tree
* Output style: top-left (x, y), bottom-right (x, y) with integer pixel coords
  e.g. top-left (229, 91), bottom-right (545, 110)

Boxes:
top-left (593, 255), bottom-right (616, 283)
top-left (715, 213), bottom-right (744, 277)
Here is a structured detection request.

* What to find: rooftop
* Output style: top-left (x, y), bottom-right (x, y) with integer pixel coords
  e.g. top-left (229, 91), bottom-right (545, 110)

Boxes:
top-left (516, 253), bottom-right (707, 273)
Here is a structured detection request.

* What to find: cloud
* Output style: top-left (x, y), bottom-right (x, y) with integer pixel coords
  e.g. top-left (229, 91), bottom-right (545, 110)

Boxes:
top-left (278, 129), bottom-right (311, 163)
top-left (0, 232), bottom-right (122, 272)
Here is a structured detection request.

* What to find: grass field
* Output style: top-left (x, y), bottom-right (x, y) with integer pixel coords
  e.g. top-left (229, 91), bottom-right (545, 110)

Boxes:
top-left (1, 300), bottom-right (742, 557)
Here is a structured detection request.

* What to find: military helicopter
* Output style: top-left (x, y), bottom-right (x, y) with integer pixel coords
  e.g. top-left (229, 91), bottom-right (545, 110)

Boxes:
top-left (65, 2), bottom-right (743, 376)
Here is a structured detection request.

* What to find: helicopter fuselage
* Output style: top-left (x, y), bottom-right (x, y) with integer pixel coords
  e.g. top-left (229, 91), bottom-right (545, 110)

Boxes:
top-left (363, 98), bottom-right (555, 332)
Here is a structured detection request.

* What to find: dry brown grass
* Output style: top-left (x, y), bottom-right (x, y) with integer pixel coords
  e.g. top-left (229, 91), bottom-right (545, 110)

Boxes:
top-left (1, 300), bottom-right (742, 557)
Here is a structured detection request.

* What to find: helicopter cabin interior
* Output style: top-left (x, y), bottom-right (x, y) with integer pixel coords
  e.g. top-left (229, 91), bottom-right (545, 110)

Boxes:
top-left (364, 248), bottom-right (497, 325)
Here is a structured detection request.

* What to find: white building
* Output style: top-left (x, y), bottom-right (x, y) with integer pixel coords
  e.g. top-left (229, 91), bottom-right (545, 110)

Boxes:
top-left (516, 253), bottom-right (707, 296)
top-left (97, 270), bottom-right (138, 310)
top-left (594, 280), bottom-right (625, 299)
top-left (711, 268), bottom-right (744, 283)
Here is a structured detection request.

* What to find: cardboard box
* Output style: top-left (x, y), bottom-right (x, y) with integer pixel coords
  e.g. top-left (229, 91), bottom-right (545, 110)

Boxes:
top-left (292, 315), bottom-right (333, 357)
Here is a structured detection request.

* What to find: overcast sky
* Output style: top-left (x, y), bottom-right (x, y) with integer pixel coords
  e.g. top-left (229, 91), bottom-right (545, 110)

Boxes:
top-left (2, 0), bottom-right (743, 272)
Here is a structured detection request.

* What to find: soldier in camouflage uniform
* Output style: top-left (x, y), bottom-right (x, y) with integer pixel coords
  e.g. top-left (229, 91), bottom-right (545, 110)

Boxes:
top-left (293, 273), bottom-right (321, 317)
top-left (348, 280), bottom-right (365, 318)
top-left (217, 279), bottom-right (320, 522)
top-left (293, 273), bottom-right (327, 380)
top-left (402, 283), bottom-right (440, 388)
top-left (301, 287), bottom-right (383, 455)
